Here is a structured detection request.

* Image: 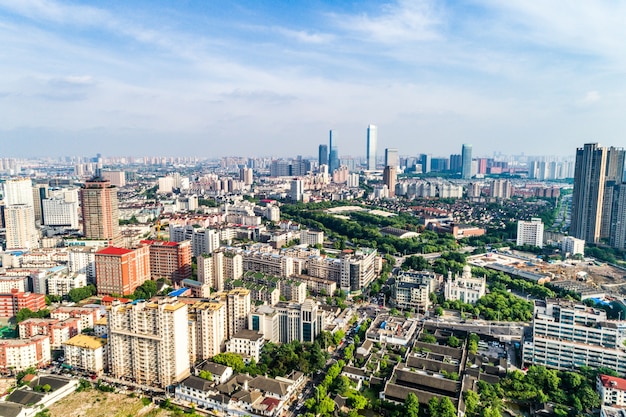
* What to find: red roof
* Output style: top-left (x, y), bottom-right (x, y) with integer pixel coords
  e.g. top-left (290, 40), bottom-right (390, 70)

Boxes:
top-left (97, 247), bottom-right (133, 256)
top-left (140, 240), bottom-right (179, 247)
top-left (600, 374), bottom-right (626, 391)
top-left (101, 296), bottom-right (131, 303)
top-left (261, 397), bottom-right (280, 411)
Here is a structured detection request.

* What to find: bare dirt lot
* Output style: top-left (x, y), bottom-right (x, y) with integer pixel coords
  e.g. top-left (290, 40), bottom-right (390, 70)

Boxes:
top-left (46, 391), bottom-right (173, 417)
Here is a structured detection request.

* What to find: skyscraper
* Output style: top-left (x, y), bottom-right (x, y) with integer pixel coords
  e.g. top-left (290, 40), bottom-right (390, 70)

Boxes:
top-left (318, 144), bottom-right (329, 168)
top-left (3, 178), bottom-right (38, 250)
top-left (80, 178), bottom-right (121, 244)
top-left (383, 166), bottom-right (397, 197)
top-left (367, 124), bottom-right (377, 171)
top-left (461, 144), bottom-right (473, 179)
top-left (570, 143), bottom-right (607, 243)
top-left (329, 130), bottom-right (339, 173)
top-left (384, 148), bottom-right (399, 169)
top-left (600, 147), bottom-right (626, 239)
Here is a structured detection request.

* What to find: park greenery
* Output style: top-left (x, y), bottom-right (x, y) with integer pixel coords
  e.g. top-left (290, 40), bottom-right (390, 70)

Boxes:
top-left (67, 284), bottom-right (97, 303)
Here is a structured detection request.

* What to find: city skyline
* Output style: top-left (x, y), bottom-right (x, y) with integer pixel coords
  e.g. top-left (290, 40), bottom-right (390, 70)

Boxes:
top-left (1, 1), bottom-right (625, 157)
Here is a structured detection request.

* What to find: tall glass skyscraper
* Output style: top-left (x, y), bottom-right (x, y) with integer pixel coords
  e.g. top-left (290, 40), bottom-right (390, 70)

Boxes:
top-left (367, 124), bottom-right (377, 171)
top-left (318, 144), bottom-right (328, 167)
top-left (461, 144), bottom-right (472, 179)
top-left (329, 130), bottom-right (339, 173)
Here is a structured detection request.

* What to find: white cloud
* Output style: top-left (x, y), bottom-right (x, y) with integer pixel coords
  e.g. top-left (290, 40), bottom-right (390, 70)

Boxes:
top-left (333, 0), bottom-right (443, 43)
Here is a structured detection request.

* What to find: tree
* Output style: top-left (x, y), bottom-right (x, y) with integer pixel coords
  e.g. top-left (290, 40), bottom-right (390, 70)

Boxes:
top-left (212, 352), bottom-right (245, 372)
top-left (404, 392), bottom-right (419, 417)
top-left (67, 284), bottom-right (97, 303)
top-left (447, 335), bottom-right (460, 348)
top-left (435, 306), bottom-right (444, 316)
top-left (198, 370), bottom-right (213, 381)
top-left (463, 390), bottom-right (480, 416)
top-left (349, 392), bottom-right (368, 411)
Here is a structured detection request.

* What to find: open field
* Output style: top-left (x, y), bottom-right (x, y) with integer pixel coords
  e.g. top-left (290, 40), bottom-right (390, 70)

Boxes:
top-left (46, 390), bottom-right (173, 417)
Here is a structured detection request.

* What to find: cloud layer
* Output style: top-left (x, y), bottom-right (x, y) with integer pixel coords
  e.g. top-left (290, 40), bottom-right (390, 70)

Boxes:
top-left (0, 0), bottom-right (624, 158)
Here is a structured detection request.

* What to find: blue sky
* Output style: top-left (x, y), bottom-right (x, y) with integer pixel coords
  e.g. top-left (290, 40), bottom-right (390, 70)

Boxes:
top-left (1, 0), bottom-right (625, 159)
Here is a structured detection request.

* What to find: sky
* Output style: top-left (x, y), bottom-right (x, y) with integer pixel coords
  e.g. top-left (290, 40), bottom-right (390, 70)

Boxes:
top-left (1, 0), bottom-right (625, 159)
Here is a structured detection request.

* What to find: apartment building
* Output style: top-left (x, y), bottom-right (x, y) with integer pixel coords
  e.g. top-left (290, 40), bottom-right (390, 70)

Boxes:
top-left (19, 317), bottom-right (82, 349)
top-left (523, 298), bottom-right (626, 374)
top-left (392, 270), bottom-right (441, 312)
top-left (140, 240), bottom-right (192, 283)
top-left (517, 217), bottom-right (544, 248)
top-left (225, 329), bottom-right (264, 363)
top-left (63, 334), bottom-right (107, 374)
top-left (241, 250), bottom-right (298, 278)
top-left (597, 374), bottom-right (626, 407)
top-left (0, 335), bottom-right (51, 373)
top-left (188, 300), bottom-right (226, 365)
top-left (51, 306), bottom-right (102, 329)
top-left (252, 299), bottom-right (323, 344)
top-left (47, 273), bottom-right (87, 297)
top-left (107, 297), bottom-right (189, 388)
top-left (95, 246), bottom-right (150, 296)
top-left (0, 289), bottom-right (46, 318)
top-left (68, 247), bottom-right (97, 283)
top-left (299, 229), bottom-right (324, 246)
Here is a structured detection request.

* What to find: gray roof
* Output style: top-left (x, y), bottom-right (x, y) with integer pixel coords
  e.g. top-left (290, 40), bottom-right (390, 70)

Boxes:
top-left (200, 361), bottom-right (231, 376)
top-left (0, 402), bottom-right (24, 417)
top-left (6, 388), bottom-right (44, 406)
top-left (181, 375), bottom-right (213, 392)
top-left (249, 376), bottom-right (290, 397)
top-left (231, 329), bottom-right (264, 341)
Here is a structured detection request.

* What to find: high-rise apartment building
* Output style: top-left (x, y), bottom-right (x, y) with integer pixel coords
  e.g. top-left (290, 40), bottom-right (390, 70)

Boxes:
top-left (188, 300), bottom-right (226, 364)
top-left (4, 204), bottom-right (39, 249)
top-left (101, 170), bottom-right (126, 188)
top-left (383, 166), bottom-right (397, 197)
top-left (570, 143), bottom-right (607, 243)
top-left (140, 240), bottom-right (192, 284)
top-left (461, 144), bottom-right (473, 179)
top-left (366, 124), bottom-right (377, 171)
top-left (80, 178), bottom-right (121, 244)
top-left (226, 288), bottom-right (251, 339)
top-left (108, 297), bottom-right (190, 388)
top-left (95, 246), bottom-right (151, 296)
top-left (517, 218), bottom-right (544, 248)
top-left (290, 179), bottom-right (303, 202)
top-left (3, 178), bottom-right (38, 250)
top-left (239, 167), bottom-right (253, 186)
top-left (609, 183), bottom-right (626, 249)
top-left (601, 148), bottom-right (626, 240)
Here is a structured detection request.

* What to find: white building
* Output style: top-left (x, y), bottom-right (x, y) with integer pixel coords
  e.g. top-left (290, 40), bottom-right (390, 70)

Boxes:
top-left (225, 329), bottom-right (264, 363)
top-left (523, 298), bottom-right (626, 375)
top-left (443, 265), bottom-right (486, 305)
top-left (42, 198), bottom-right (79, 229)
top-left (63, 334), bottom-right (107, 374)
top-left (68, 247), bottom-right (97, 283)
top-left (517, 217), bottom-right (544, 248)
top-left (108, 297), bottom-right (190, 388)
top-left (0, 335), bottom-right (51, 372)
top-left (299, 229), bottom-right (324, 247)
top-left (47, 273), bottom-right (87, 297)
top-left (598, 374), bottom-right (626, 407)
top-left (561, 236), bottom-right (585, 256)
top-left (4, 204), bottom-right (39, 250)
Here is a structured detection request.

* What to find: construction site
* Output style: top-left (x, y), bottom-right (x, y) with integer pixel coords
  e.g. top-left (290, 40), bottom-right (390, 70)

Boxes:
top-left (468, 250), bottom-right (626, 299)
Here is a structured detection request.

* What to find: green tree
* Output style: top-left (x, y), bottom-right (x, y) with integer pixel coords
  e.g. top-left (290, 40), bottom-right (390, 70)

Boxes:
top-left (404, 392), bottom-right (419, 417)
top-left (212, 352), bottom-right (245, 372)
top-left (198, 370), bottom-right (213, 381)
top-left (463, 390), bottom-right (480, 416)
top-left (447, 335), bottom-right (460, 348)
top-left (349, 392), bottom-right (368, 411)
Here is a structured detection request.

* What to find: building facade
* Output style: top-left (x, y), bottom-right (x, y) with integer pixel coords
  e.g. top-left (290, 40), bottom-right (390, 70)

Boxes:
top-left (95, 246), bottom-right (151, 296)
top-left (107, 297), bottom-right (190, 388)
top-left (517, 218), bottom-right (544, 248)
top-left (80, 178), bottom-right (121, 244)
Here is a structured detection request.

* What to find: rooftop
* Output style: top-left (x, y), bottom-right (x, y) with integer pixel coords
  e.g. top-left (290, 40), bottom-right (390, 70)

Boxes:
top-left (63, 334), bottom-right (106, 350)
top-left (96, 246), bottom-right (133, 256)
